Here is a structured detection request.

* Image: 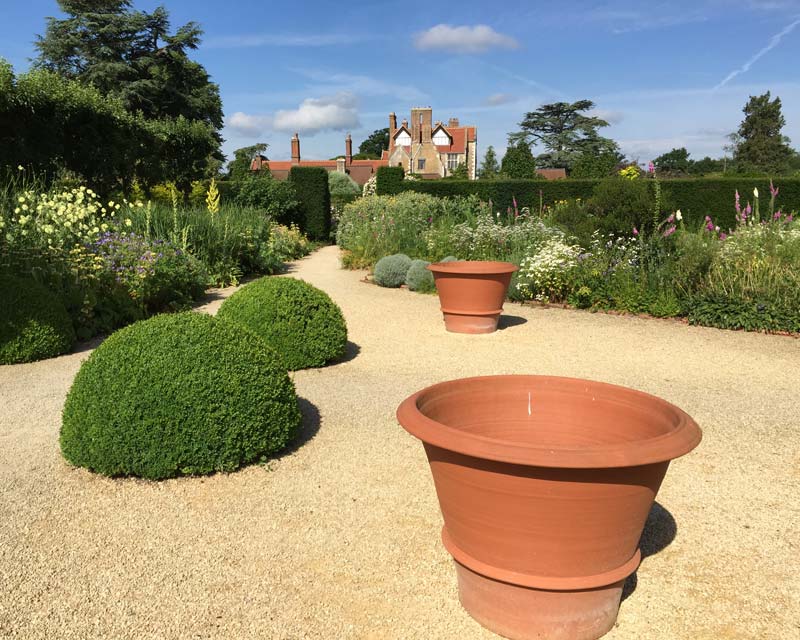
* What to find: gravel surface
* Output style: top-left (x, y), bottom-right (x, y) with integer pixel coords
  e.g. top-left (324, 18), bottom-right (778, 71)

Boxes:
top-left (1, 245), bottom-right (798, 639)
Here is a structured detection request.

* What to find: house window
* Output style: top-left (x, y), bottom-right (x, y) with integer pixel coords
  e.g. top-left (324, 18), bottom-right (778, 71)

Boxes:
top-left (417, 159), bottom-right (426, 171)
top-left (447, 154), bottom-right (460, 171)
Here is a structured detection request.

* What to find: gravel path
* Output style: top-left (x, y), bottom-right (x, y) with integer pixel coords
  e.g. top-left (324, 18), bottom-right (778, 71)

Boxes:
top-left (1, 245), bottom-right (798, 639)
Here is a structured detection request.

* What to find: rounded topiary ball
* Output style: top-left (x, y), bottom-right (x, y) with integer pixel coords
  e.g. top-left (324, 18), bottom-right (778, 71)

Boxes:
top-left (406, 259), bottom-right (435, 293)
top-left (373, 254), bottom-right (412, 287)
top-left (217, 277), bottom-right (347, 371)
top-left (0, 274), bottom-right (76, 364)
top-left (60, 312), bottom-right (302, 480)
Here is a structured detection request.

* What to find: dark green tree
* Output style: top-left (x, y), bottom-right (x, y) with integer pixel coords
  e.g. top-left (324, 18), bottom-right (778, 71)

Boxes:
top-left (357, 128), bottom-right (390, 158)
top-left (731, 92), bottom-right (794, 174)
top-left (509, 100), bottom-right (616, 171)
top-left (479, 145), bottom-right (500, 179)
top-left (446, 162), bottom-right (470, 179)
top-left (227, 144), bottom-right (269, 181)
top-left (653, 147), bottom-right (693, 175)
top-left (34, 1), bottom-right (223, 130)
top-left (500, 141), bottom-right (539, 179)
top-left (570, 151), bottom-right (619, 179)
top-left (690, 156), bottom-right (726, 176)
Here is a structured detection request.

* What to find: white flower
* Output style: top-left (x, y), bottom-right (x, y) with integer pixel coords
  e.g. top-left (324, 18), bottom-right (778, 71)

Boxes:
top-left (124, 218), bottom-right (132, 227)
top-left (715, 226), bottom-right (720, 232)
top-left (17, 165), bottom-right (23, 171)
top-left (753, 188), bottom-right (759, 199)
top-left (675, 210), bottom-right (682, 221)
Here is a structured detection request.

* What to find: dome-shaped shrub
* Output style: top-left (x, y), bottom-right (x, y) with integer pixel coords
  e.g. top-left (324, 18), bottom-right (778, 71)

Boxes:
top-left (440, 256), bottom-right (459, 263)
top-left (60, 312), bottom-right (302, 480)
top-left (373, 254), bottom-right (412, 287)
top-left (406, 259), bottom-right (435, 293)
top-left (0, 274), bottom-right (76, 364)
top-left (217, 277), bottom-right (347, 370)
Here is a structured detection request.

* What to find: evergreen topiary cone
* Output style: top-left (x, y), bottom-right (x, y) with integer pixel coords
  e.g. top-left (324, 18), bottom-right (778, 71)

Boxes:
top-left (60, 312), bottom-right (302, 480)
top-left (0, 274), bottom-right (76, 364)
top-left (217, 277), bottom-right (348, 370)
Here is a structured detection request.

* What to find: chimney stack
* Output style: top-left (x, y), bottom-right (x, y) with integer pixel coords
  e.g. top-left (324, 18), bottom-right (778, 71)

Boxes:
top-left (389, 112), bottom-right (397, 150)
top-left (291, 133), bottom-right (300, 164)
top-left (345, 133), bottom-right (353, 166)
top-left (448, 117), bottom-right (460, 127)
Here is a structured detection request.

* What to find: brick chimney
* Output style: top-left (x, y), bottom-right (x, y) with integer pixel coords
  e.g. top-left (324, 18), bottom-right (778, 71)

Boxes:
top-left (345, 133), bottom-right (352, 166)
top-left (448, 117), bottom-right (460, 127)
top-left (388, 112), bottom-right (397, 150)
top-left (291, 133), bottom-right (300, 164)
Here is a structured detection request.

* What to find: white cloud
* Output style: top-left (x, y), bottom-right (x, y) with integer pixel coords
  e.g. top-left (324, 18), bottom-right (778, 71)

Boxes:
top-left (414, 24), bottom-right (520, 53)
top-left (588, 108), bottom-right (625, 125)
top-left (227, 112), bottom-right (272, 137)
top-left (273, 93), bottom-right (360, 135)
top-left (485, 93), bottom-right (516, 106)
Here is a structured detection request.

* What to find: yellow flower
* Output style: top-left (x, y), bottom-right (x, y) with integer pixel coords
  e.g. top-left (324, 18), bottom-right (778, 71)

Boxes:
top-left (18, 197), bottom-right (24, 203)
top-left (17, 165), bottom-right (23, 171)
top-left (125, 218), bottom-right (132, 227)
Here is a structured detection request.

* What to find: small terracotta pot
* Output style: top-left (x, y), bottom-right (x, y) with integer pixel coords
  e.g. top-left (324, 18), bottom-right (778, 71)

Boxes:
top-left (397, 375), bottom-right (701, 640)
top-left (427, 261), bottom-right (518, 334)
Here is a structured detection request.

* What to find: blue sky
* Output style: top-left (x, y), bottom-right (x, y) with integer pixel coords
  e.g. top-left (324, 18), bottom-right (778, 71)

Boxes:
top-left (2, 0), bottom-right (799, 164)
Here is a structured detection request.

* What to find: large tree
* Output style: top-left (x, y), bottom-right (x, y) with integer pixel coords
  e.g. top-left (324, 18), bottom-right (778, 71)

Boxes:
top-left (731, 92), bottom-right (794, 174)
top-left (35, 1), bottom-right (223, 130)
top-left (357, 128), bottom-right (389, 158)
top-left (508, 100), bottom-right (617, 171)
top-left (479, 145), bottom-right (500, 179)
top-left (500, 141), bottom-right (539, 179)
top-left (653, 147), bottom-right (692, 175)
top-left (228, 143), bottom-right (269, 181)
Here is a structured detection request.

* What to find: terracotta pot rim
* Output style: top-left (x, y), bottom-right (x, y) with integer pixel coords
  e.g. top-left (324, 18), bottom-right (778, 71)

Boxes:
top-left (427, 260), bottom-right (519, 275)
top-left (396, 375), bottom-right (702, 468)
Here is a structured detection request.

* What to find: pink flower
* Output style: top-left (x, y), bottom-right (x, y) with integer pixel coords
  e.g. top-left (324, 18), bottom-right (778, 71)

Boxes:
top-left (735, 190), bottom-right (741, 215)
top-left (648, 161), bottom-right (655, 174)
top-left (774, 211), bottom-right (781, 220)
top-left (633, 227), bottom-right (639, 236)
top-left (719, 232), bottom-right (727, 241)
top-left (770, 180), bottom-right (779, 198)
top-left (667, 213), bottom-right (675, 223)
top-left (662, 225), bottom-right (676, 238)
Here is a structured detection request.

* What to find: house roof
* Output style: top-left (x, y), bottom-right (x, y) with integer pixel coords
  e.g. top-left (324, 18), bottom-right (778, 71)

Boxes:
top-left (266, 160), bottom-right (338, 170)
top-left (435, 126), bottom-right (475, 154)
top-left (536, 168), bottom-right (567, 180)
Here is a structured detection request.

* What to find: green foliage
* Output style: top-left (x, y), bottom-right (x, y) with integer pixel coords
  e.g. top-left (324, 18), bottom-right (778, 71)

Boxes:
top-left (373, 254), bottom-right (412, 287)
top-left (654, 147), bottom-right (692, 175)
top-left (479, 145), bottom-right (500, 179)
top-left (446, 162), bottom-right (470, 180)
top-left (60, 312), bottom-right (302, 479)
top-left (0, 274), bottom-right (76, 363)
top-left (732, 92), bottom-right (794, 175)
top-left (571, 151), bottom-right (620, 179)
top-left (588, 177), bottom-right (659, 235)
top-left (218, 277), bottom-right (347, 370)
top-left (228, 144), bottom-right (268, 181)
top-left (288, 167), bottom-right (331, 241)
top-left (358, 128), bottom-right (389, 158)
top-left (375, 166), bottom-right (405, 195)
top-left (501, 142), bottom-right (538, 179)
top-left (405, 259), bottom-right (435, 292)
top-left (328, 171), bottom-right (361, 197)
top-left (232, 175), bottom-right (301, 226)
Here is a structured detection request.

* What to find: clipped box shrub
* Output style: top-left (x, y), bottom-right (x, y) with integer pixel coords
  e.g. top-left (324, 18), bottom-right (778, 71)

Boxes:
top-left (288, 166), bottom-right (331, 240)
top-left (375, 166), bottom-right (405, 195)
top-left (373, 254), bottom-right (412, 287)
top-left (0, 274), bottom-right (76, 364)
top-left (406, 259), bottom-right (435, 293)
top-left (60, 312), bottom-right (302, 480)
top-left (218, 277), bottom-right (347, 370)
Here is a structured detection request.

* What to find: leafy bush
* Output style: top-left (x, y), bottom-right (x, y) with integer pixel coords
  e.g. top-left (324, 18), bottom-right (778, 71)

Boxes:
top-left (373, 253), bottom-right (412, 287)
top-left (0, 274), bottom-right (76, 363)
top-left (587, 177), bottom-right (659, 236)
top-left (406, 259), bottom-right (435, 292)
top-left (328, 171), bottom-right (360, 197)
top-left (288, 167), bottom-right (331, 240)
top-left (375, 166), bottom-right (405, 195)
top-left (218, 277), bottom-right (347, 370)
top-left (232, 175), bottom-right (302, 227)
top-left (60, 312), bottom-right (301, 479)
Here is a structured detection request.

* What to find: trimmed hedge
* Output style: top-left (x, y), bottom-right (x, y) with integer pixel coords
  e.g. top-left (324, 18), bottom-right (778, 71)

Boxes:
top-left (288, 166), bottom-right (331, 240)
top-left (0, 274), bottom-right (76, 364)
top-left (381, 176), bottom-right (800, 231)
top-left (218, 277), bottom-right (347, 370)
top-left (373, 254), bottom-right (412, 287)
top-left (60, 312), bottom-right (302, 479)
top-left (375, 166), bottom-right (405, 195)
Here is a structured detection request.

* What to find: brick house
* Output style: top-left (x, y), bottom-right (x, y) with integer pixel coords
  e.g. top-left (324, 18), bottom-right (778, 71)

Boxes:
top-left (385, 108), bottom-right (478, 179)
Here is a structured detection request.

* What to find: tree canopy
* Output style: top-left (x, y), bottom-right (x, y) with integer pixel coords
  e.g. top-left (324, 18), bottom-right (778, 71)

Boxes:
top-left (500, 141), bottom-right (539, 179)
top-left (228, 144), bottom-right (269, 181)
top-left (653, 147), bottom-right (692, 175)
top-left (357, 128), bottom-right (389, 159)
top-left (508, 100), bottom-right (618, 171)
top-left (730, 92), bottom-right (794, 175)
top-left (479, 145), bottom-right (499, 179)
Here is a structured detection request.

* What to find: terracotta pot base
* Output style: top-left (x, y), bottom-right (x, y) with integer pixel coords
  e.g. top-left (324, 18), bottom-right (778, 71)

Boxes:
top-left (442, 311), bottom-right (501, 334)
top-left (455, 561), bottom-right (624, 640)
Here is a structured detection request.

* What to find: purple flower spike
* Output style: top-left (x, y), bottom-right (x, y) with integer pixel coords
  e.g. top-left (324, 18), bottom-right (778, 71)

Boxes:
top-left (770, 180), bottom-right (779, 198)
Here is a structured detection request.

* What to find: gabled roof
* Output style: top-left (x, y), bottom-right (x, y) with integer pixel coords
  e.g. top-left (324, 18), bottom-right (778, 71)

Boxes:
top-left (435, 126), bottom-right (475, 154)
top-left (392, 125), bottom-right (411, 139)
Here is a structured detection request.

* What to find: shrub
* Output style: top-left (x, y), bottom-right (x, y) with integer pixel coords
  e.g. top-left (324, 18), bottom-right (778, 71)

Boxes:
top-left (375, 166), bottom-right (405, 195)
top-left (0, 274), bottom-right (76, 364)
top-left (60, 312), bottom-right (302, 479)
top-left (288, 167), bottom-right (331, 241)
top-left (373, 253), bottom-right (412, 287)
top-left (406, 259), bottom-right (435, 292)
top-left (218, 277), bottom-right (347, 370)
top-left (587, 177), bottom-right (658, 236)
top-left (233, 175), bottom-right (302, 227)
top-left (328, 171), bottom-right (360, 197)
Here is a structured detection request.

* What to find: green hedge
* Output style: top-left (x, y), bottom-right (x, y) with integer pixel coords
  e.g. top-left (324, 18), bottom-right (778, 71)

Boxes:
top-left (383, 176), bottom-right (800, 230)
top-left (60, 312), bottom-right (302, 479)
top-left (288, 167), bottom-right (331, 240)
top-left (375, 166), bottom-right (405, 195)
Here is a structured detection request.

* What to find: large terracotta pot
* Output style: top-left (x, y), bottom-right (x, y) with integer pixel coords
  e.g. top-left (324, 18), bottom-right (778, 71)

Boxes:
top-left (397, 375), bottom-right (701, 640)
top-left (427, 261), bottom-right (518, 334)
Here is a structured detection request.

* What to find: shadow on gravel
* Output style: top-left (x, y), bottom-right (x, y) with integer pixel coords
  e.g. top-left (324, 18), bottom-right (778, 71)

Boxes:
top-left (497, 315), bottom-right (528, 330)
top-left (622, 502), bottom-right (677, 601)
top-left (272, 397), bottom-right (321, 461)
top-left (331, 341), bottom-right (360, 365)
